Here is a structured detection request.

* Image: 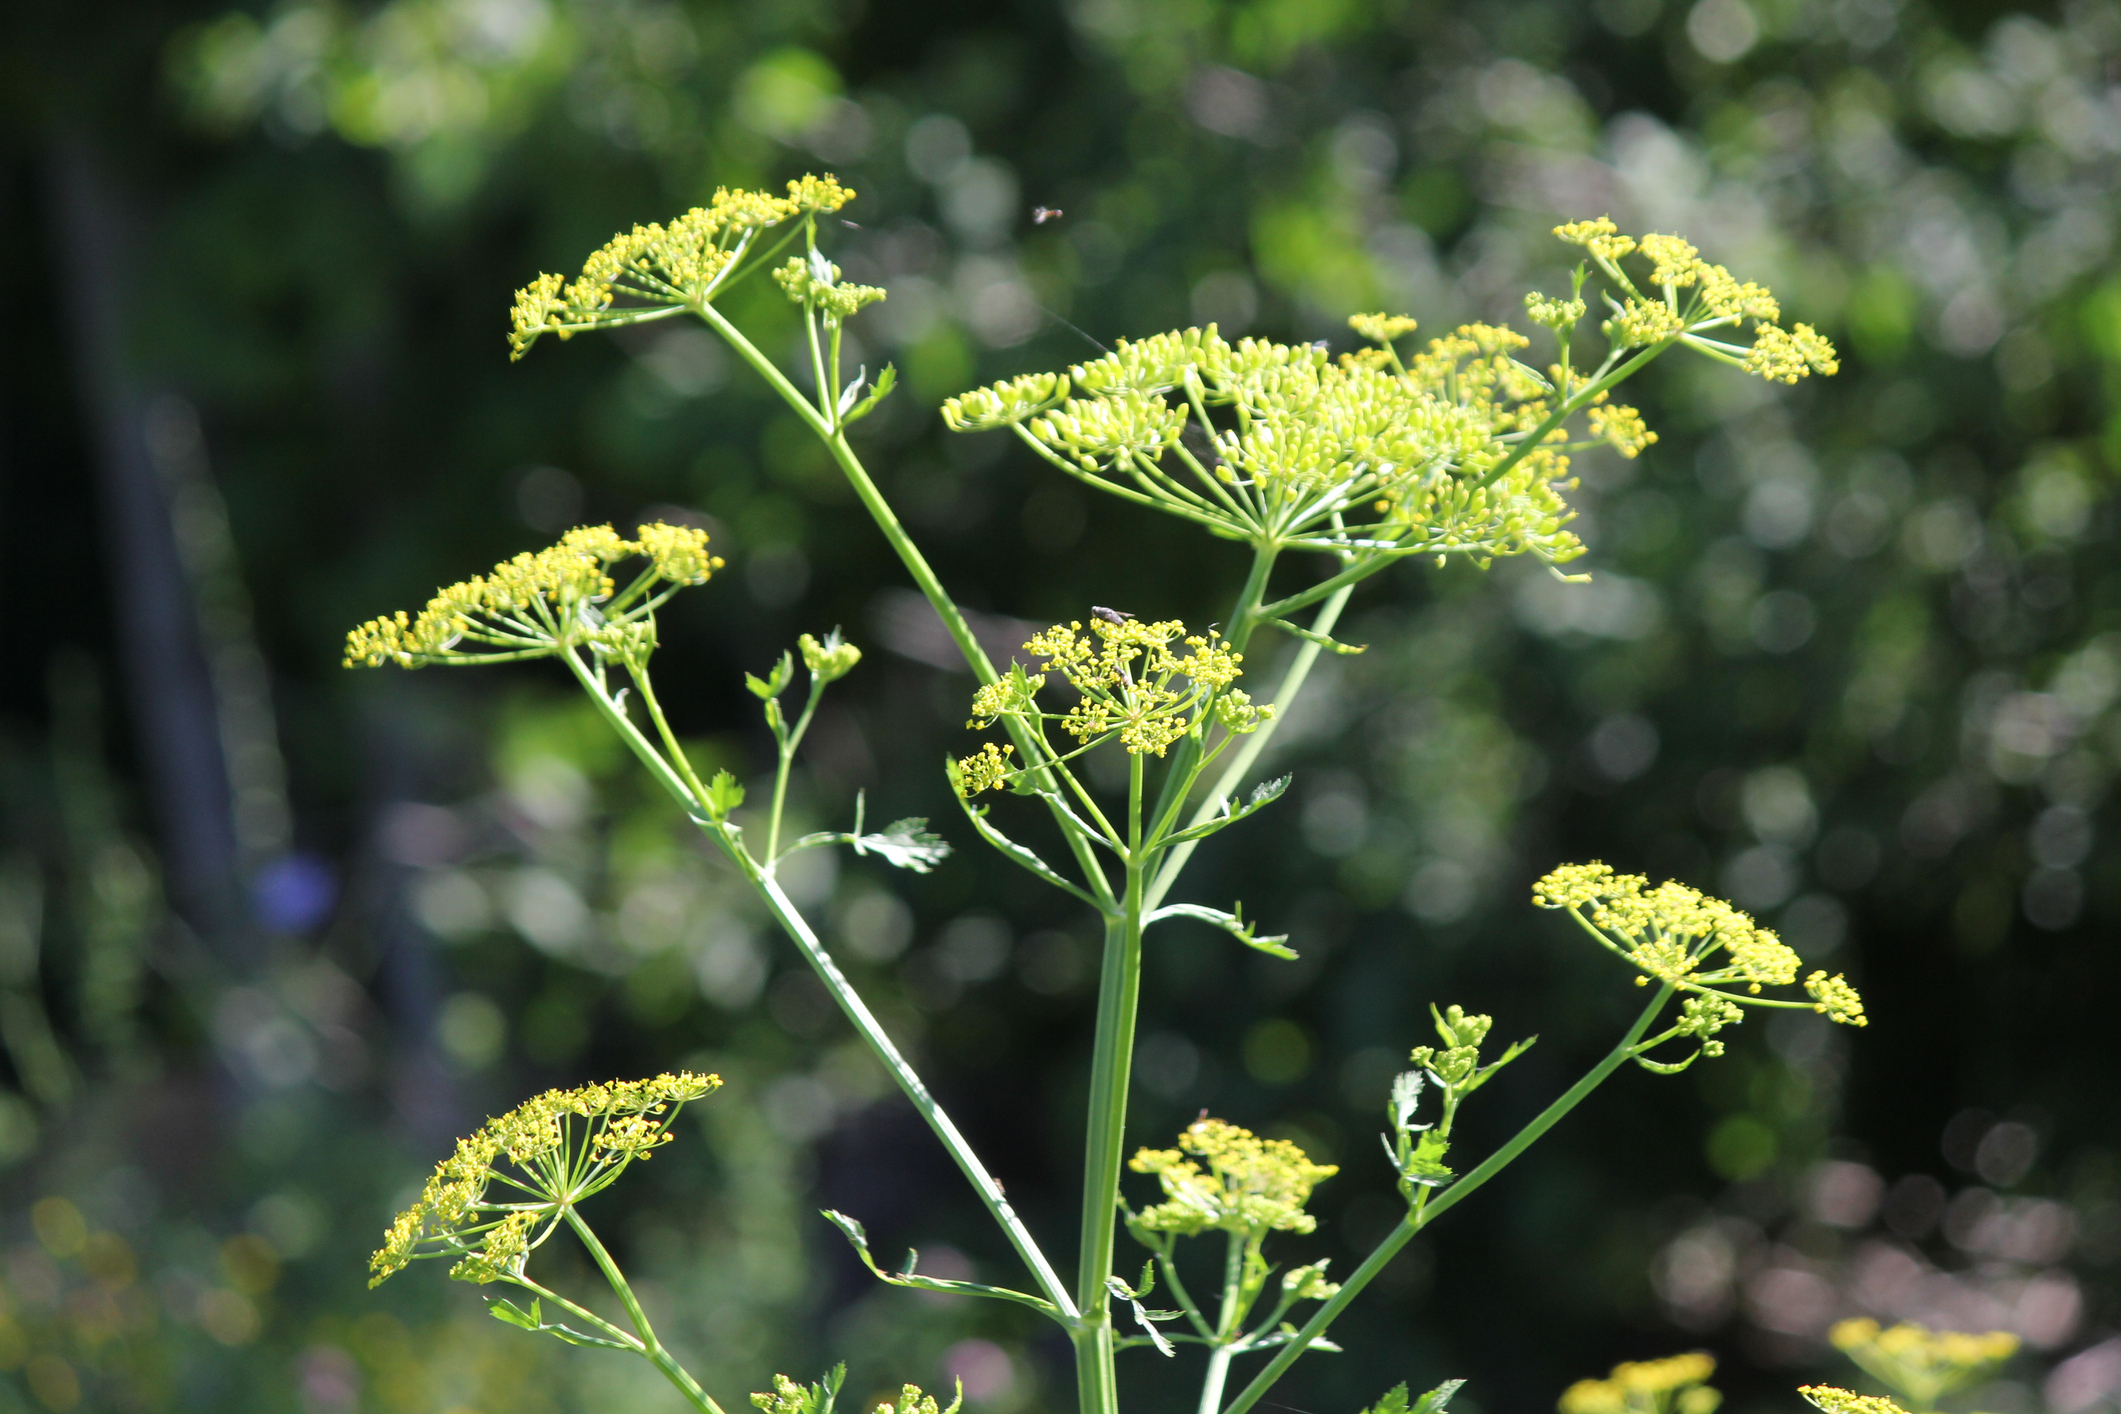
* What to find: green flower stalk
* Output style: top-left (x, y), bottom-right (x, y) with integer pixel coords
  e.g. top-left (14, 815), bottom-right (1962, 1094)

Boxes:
top-left (347, 172), bottom-right (1860, 1414)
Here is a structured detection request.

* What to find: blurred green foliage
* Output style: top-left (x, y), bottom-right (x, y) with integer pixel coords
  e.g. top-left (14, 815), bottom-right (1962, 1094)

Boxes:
top-left (0, 0), bottom-right (2118, 1411)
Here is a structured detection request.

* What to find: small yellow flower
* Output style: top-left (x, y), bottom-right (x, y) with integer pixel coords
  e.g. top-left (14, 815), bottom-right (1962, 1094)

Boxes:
top-left (369, 1072), bottom-right (719, 1288)
top-left (1799, 1387), bottom-right (1911, 1414)
top-left (1532, 863), bottom-right (1859, 1026)
top-left (1553, 216), bottom-right (1639, 263)
top-left (1560, 1352), bottom-right (1720, 1414)
top-left (343, 523), bottom-right (722, 670)
top-left (1130, 1118), bottom-right (1338, 1237)
top-left (1350, 312), bottom-right (1420, 344)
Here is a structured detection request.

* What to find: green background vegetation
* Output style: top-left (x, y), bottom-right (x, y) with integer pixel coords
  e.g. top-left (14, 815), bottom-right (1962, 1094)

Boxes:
top-left (0, 0), bottom-right (2116, 1411)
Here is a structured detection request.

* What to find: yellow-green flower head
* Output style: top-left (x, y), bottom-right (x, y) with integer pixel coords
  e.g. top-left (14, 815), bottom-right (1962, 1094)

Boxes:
top-left (1586, 398), bottom-right (1657, 458)
top-left (873, 1384), bottom-right (962, 1414)
top-left (799, 629), bottom-right (862, 683)
top-left (1525, 292), bottom-right (1587, 329)
top-left (952, 741), bottom-right (1017, 796)
top-left (1561, 1353), bottom-right (1720, 1414)
top-left (1350, 312), bottom-right (1419, 344)
top-left (940, 372), bottom-right (1071, 432)
top-left (773, 253), bottom-right (886, 320)
top-left (368, 1072), bottom-right (719, 1288)
top-left (1129, 1118), bottom-right (1338, 1238)
top-left (343, 523), bottom-right (723, 670)
top-left (964, 617), bottom-right (1263, 763)
top-left (1828, 1320), bottom-right (2017, 1406)
top-left (1746, 322), bottom-right (1840, 383)
top-left (1553, 216), bottom-right (1639, 263)
top-left (1533, 862), bottom-right (1864, 1023)
top-left (507, 177), bottom-right (852, 358)
top-left (1549, 219), bottom-right (1837, 386)
top-left (1800, 1387), bottom-right (1911, 1414)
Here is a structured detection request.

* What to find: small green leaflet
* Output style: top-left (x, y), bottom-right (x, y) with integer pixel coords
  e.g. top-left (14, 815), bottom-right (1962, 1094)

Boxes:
top-left (703, 769), bottom-right (746, 818)
top-left (851, 818), bottom-right (951, 873)
top-left (489, 1295), bottom-right (540, 1330)
top-left (1362, 1378), bottom-right (1465, 1414)
top-left (1143, 901), bottom-right (1296, 960)
top-left (746, 651), bottom-right (795, 700)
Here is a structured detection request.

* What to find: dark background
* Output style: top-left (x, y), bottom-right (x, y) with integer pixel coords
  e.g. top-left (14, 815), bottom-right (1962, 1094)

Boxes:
top-left (0, 0), bottom-right (2116, 1411)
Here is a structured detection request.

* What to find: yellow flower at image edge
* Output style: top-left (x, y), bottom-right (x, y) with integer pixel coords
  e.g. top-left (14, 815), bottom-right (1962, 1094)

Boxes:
top-left (1800, 1387), bottom-right (1911, 1414)
top-left (1560, 1352), bottom-right (1720, 1414)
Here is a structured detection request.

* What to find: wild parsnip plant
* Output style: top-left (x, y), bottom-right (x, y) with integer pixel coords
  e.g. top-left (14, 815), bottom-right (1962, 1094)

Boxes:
top-left (351, 177), bottom-right (1865, 1414)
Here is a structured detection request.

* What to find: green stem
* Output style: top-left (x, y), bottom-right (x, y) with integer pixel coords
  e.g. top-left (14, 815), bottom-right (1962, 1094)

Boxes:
top-left (768, 679), bottom-right (825, 862)
top-left (1144, 583), bottom-right (1352, 912)
top-left (740, 858), bottom-right (1080, 1322)
top-left (563, 1208), bottom-right (728, 1414)
top-left (1075, 754), bottom-right (1149, 1414)
top-left (694, 300), bottom-right (1119, 912)
top-left (1218, 985), bottom-right (1674, 1414)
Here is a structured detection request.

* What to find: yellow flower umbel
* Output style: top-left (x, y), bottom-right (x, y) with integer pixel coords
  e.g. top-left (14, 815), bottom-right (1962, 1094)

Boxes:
top-left (1560, 1353), bottom-right (1722, 1414)
top-left (508, 176), bottom-right (855, 358)
top-left (1532, 863), bottom-right (1866, 1065)
top-left (1800, 1388), bottom-right (1913, 1414)
top-left (955, 616), bottom-right (1267, 792)
top-left (342, 523), bottom-right (721, 670)
top-left (1129, 1118), bottom-right (1338, 1239)
top-left (368, 1072), bottom-right (719, 1288)
top-left (1553, 216), bottom-right (1837, 384)
top-left (1828, 1319), bottom-right (2019, 1410)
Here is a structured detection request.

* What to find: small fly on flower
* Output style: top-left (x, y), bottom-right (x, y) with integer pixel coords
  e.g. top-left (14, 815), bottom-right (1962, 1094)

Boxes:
top-left (1033, 206), bottom-right (1063, 224)
top-left (1091, 606), bottom-right (1134, 625)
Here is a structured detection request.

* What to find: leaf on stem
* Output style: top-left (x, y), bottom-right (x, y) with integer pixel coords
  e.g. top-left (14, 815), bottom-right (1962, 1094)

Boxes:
top-left (851, 818), bottom-right (952, 873)
top-left (841, 362), bottom-right (897, 424)
top-left (1142, 902), bottom-right (1295, 960)
top-left (820, 1210), bottom-right (1061, 1317)
top-left (1104, 1274), bottom-right (1181, 1357)
top-left (1162, 773), bottom-right (1290, 845)
top-left (1258, 616), bottom-right (1367, 654)
top-left (486, 1295), bottom-right (635, 1350)
top-left (950, 786), bottom-right (1103, 908)
top-left (703, 770), bottom-right (746, 820)
top-left (1361, 1379), bottom-right (1466, 1414)
top-left (747, 652), bottom-right (795, 700)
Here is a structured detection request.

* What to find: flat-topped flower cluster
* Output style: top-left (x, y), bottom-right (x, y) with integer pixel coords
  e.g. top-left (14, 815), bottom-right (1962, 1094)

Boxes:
top-left (1534, 863), bottom-right (1866, 1027)
top-left (369, 1072), bottom-right (719, 1288)
top-left (342, 522), bottom-right (719, 668)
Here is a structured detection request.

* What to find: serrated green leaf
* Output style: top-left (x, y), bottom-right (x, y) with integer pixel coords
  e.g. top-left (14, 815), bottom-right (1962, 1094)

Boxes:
top-left (853, 817), bottom-right (951, 873)
top-left (704, 769), bottom-right (746, 819)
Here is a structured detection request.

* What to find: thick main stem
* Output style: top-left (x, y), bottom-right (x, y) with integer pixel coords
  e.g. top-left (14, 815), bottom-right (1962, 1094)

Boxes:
top-left (1074, 755), bottom-right (1148, 1414)
top-left (1218, 986), bottom-right (1674, 1414)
